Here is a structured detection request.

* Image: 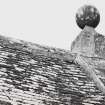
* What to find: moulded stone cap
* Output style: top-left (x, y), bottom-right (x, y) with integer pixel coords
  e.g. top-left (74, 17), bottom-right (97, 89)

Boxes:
top-left (71, 26), bottom-right (97, 57)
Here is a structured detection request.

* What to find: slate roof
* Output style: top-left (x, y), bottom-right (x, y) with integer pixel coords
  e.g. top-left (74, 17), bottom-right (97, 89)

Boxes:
top-left (0, 35), bottom-right (105, 105)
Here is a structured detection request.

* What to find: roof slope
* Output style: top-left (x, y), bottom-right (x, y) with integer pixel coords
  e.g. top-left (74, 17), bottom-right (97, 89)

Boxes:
top-left (0, 35), bottom-right (104, 105)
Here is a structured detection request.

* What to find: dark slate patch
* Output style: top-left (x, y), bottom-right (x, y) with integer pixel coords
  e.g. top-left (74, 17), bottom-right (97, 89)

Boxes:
top-left (0, 100), bottom-right (12, 105)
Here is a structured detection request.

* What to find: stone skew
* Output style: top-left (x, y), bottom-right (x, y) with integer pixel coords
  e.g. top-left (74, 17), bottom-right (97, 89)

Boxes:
top-left (71, 26), bottom-right (105, 94)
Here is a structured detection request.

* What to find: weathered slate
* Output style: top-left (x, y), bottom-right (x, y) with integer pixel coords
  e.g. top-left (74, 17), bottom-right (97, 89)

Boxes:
top-left (0, 34), bottom-right (105, 105)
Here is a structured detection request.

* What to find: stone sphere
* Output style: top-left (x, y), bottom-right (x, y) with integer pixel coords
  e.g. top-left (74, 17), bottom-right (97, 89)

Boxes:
top-left (76, 5), bottom-right (100, 29)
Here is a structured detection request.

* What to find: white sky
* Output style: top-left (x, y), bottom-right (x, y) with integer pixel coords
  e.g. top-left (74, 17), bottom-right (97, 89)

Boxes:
top-left (0, 0), bottom-right (104, 50)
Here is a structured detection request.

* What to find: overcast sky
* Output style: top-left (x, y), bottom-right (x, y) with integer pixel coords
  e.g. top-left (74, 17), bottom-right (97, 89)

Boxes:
top-left (0, 0), bottom-right (104, 50)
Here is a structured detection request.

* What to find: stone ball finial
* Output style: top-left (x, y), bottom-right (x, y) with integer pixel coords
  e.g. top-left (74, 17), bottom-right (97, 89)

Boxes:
top-left (76, 5), bottom-right (100, 29)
